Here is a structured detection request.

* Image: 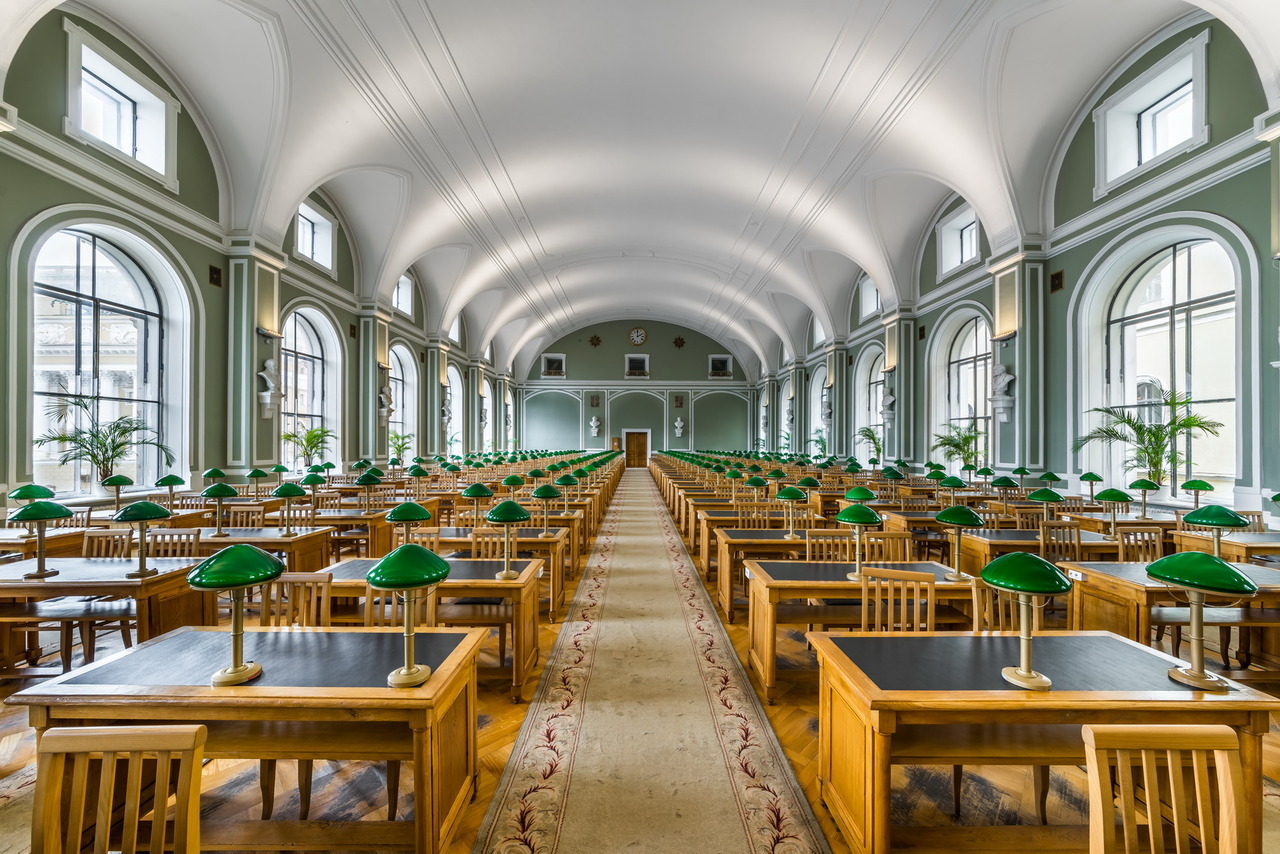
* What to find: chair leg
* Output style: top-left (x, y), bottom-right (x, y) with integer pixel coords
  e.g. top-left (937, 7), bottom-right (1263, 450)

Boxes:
top-left (386, 760), bottom-right (401, 820)
top-left (259, 759), bottom-right (277, 819)
top-left (1218, 626), bottom-right (1232, 667)
top-left (498, 624), bottom-right (507, 667)
top-left (298, 760), bottom-right (314, 819)
top-left (79, 621), bottom-right (98, 663)
top-left (59, 625), bottom-right (74, 672)
top-left (120, 623), bottom-right (133, 649)
top-left (1171, 626), bottom-right (1182, 659)
top-left (1033, 765), bottom-right (1050, 824)
top-left (952, 765), bottom-right (963, 816)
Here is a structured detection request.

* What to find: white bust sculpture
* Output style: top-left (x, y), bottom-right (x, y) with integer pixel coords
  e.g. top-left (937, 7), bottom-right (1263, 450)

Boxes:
top-left (674, 416), bottom-right (685, 437)
top-left (589, 415), bottom-right (601, 437)
top-left (257, 358), bottom-right (281, 419)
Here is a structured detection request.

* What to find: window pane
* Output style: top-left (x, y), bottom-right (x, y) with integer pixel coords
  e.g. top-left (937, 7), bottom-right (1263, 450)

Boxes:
top-left (1185, 240), bottom-right (1233, 301)
top-left (1186, 304), bottom-right (1234, 401)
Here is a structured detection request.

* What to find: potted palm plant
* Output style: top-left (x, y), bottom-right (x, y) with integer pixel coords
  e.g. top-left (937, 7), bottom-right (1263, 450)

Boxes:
top-left (281, 425), bottom-right (337, 467)
top-left (34, 397), bottom-right (175, 487)
top-left (932, 422), bottom-right (985, 469)
top-left (389, 431), bottom-right (414, 460)
top-left (856, 426), bottom-right (884, 461)
top-left (1072, 391), bottom-right (1222, 487)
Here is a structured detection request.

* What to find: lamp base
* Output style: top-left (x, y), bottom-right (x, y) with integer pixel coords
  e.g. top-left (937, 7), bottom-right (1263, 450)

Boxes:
top-left (943, 570), bottom-right (968, 582)
top-left (538, 530), bottom-right (554, 538)
top-left (279, 530), bottom-right (299, 537)
top-left (1167, 665), bottom-right (1231, 693)
top-left (784, 532), bottom-right (800, 540)
top-left (844, 571), bottom-right (861, 581)
top-left (21, 568), bottom-right (58, 580)
top-left (494, 569), bottom-right (520, 581)
top-left (211, 661), bottom-right (262, 686)
top-left (387, 664), bottom-right (431, 688)
top-left (125, 567), bottom-right (160, 579)
top-left (210, 531), bottom-right (230, 538)
top-left (1001, 665), bottom-right (1052, 691)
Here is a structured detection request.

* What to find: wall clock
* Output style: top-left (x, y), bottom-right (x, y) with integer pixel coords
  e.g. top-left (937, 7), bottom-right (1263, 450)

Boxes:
top-left (628, 327), bottom-right (647, 345)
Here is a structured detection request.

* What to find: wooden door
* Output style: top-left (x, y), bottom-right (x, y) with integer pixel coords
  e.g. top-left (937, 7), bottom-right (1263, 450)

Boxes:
top-left (624, 432), bottom-right (647, 467)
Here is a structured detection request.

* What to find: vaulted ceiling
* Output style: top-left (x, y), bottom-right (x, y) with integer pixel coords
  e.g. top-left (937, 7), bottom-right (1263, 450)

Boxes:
top-left (3, 0), bottom-right (1279, 380)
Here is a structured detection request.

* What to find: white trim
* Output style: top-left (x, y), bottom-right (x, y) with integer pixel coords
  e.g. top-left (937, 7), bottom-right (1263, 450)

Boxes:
top-left (540, 352), bottom-right (566, 378)
top-left (292, 200), bottom-right (337, 274)
top-left (708, 353), bottom-right (733, 378)
top-left (623, 353), bottom-right (650, 378)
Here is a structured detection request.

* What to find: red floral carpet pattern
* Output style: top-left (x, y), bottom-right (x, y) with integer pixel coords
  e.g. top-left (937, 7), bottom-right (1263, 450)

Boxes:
top-left (648, 479), bottom-right (831, 854)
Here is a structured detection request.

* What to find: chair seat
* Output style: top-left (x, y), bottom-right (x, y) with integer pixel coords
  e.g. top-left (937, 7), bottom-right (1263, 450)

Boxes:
top-left (0, 598), bottom-right (136, 623)
top-left (1150, 606), bottom-right (1280, 627)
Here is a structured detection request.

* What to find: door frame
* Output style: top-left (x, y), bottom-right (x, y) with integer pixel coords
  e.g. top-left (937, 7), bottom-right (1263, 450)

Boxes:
top-left (620, 429), bottom-right (651, 467)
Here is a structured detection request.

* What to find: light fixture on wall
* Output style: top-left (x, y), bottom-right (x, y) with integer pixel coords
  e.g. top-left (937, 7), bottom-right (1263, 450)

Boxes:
top-left (255, 326), bottom-right (283, 340)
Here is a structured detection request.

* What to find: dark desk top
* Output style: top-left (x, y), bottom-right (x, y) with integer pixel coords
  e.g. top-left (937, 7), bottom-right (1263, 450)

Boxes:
top-left (0, 527), bottom-right (88, 543)
top-left (327, 558), bottom-right (536, 583)
top-left (701, 510), bottom-right (794, 518)
top-left (1063, 561), bottom-right (1280, 590)
top-left (828, 634), bottom-right (1229, 694)
top-left (180, 526), bottom-right (333, 539)
top-left (1174, 531), bottom-right (1280, 544)
top-left (749, 560), bottom-right (954, 583)
top-left (433, 527), bottom-right (565, 539)
top-left (0, 556), bottom-right (196, 584)
top-left (966, 528), bottom-right (1110, 544)
top-left (717, 529), bottom-right (805, 541)
top-left (1060, 511), bottom-right (1177, 522)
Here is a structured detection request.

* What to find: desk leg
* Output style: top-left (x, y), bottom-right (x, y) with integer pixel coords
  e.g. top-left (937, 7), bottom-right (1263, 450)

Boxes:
top-left (412, 725), bottom-right (435, 854)
top-left (700, 531), bottom-right (711, 578)
top-left (870, 729), bottom-right (893, 854)
top-left (1242, 712), bottom-right (1268, 854)
top-left (747, 593), bottom-right (778, 704)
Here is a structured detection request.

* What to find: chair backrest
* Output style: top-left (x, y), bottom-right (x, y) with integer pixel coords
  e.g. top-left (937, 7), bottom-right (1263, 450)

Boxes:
top-left (1013, 507), bottom-right (1041, 530)
top-left (362, 583), bottom-right (431, 627)
top-left (82, 529), bottom-right (132, 558)
top-left (805, 529), bottom-right (853, 562)
top-left (148, 530), bottom-right (201, 558)
top-left (310, 491), bottom-right (341, 510)
top-left (736, 501), bottom-right (773, 529)
top-left (1060, 496), bottom-right (1085, 512)
top-left (408, 528), bottom-right (441, 551)
top-left (1039, 520), bottom-right (1082, 563)
top-left (970, 577), bottom-right (1031, 631)
top-left (1237, 510), bottom-right (1265, 533)
top-left (859, 567), bottom-right (937, 632)
top-left (49, 507), bottom-right (92, 529)
top-left (176, 495), bottom-right (205, 509)
top-left (974, 508), bottom-right (1002, 528)
top-left (226, 506), bottom-right (264, 528)
top-left (863, 530), bottom-right (914, 562)
top-left (261, 572), bottom-right (332, 627)
top-left (32, 724), bottom-right (206, 854)
top-left (899, 496), bottom-right (929, 511)
top-left (1082, 724), bottom-right (1244, 854)
top-left (1117, 526), bottom-right (1164, 562)
top-left (470, 528), bottom-right (505, 560)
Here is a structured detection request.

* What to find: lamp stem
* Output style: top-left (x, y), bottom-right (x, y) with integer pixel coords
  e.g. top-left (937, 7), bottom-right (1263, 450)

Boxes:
top-left (230, 588), bottom-right (247, 671)
top-left (1212, 528), bottom-right (1222, 560)
top-left (1018, 595), bottom-right (1035, 676)
top-left (945, 527), bottom-right (965, 582)
top-left (214, 498), bottom-right (227, 537)
top-left (402, 590), bottom-right (417, 675)
top-left (36, 522), bottom-right (47, 577)
top-left (1109, 504), bottom-right (1117, 538)
top-left (1187, 590), bottom-right (1206, 677)
top-left (854, 525), bottom-right (863, 577)
top-left (283, 498), bottom-right (295, 537)
top-left (167, 486), bottom-right (176, 511)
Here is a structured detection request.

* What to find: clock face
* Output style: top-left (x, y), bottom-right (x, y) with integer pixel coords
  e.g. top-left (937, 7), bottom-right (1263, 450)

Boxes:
top-left (628, 327), bottom-right (647, 345)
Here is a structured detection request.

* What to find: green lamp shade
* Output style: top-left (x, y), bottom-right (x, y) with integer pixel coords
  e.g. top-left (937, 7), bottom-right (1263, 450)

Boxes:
top-left (366, 467), bottom-right (385, 478)
top-left (935, 505), bottom-right (984, 528)
top-left (270, 465), bottom-right (290, 474)
top-left (1146, 551), bottom-right (1258, 596)
top-left (307, 465), bottom-right (325, 473)
top-left (868, 458), bottom-right (880, 465)
top-left (740, 476), bottom-right (766, 488)
top-left (113, 501), bottom-right (171, 523)
top-left (895, 459), bottom-right (908, 467)
top-left (201, 483), bottom-right (239, 499)
top-left (1128, 479), bottom-right (1160, 491)
top-left (527, 469), bottom-right (547, 478)
top-left (388, 458), bottom-right (402, 467)
top-left (927, 463), bottom-right (944, 471)
top-left (746, 465), bottom-right (763, 473)
top-left (444, 464), bottom-right (462, 473)
top-left (836, 503), bottom-right (882, 526)
top-left (1182, 504), bottom-right (1250, 529)
top-left (202, 468), bottom-right (226, 479)
top-left (571, 468), bottom-right (590, 478)
top-left (815, 463), bottom-right (830, 470)
top-left (531, 485), bottom-right (562, 500)
top-left (960, 464), bottom-right (977, 473)
top-left (365, 543), bottom-right (450, 590)
top-left (502, 475), bottom-right (525, 487)
top-left (711, 465), bottom-right (725, 474)
top-left (775, 486), bottom-right (807, 501)
top-left (1011, 467), bottom-right (1030, 476)
top-left (300, 473), bottom-right (327, 486)
top-left (1039, 472), bottom-right (1062, 482)
top-left (407, 466), bottom-right (429, 477)
top-left (845, 486), bottom-right (876, 501)
top-left (186, 544), bottom-right (285, 590)
top-left (386, 502), bottom-right (433, 524)
top-left (797, 477), bottom-right (821, 488)
top-left (485, 500), bottom-right (531, 525)
top-left (554, 475), bottom-right (579, 487)
top-left (354, 473), bottom-right (383, 486)
top-left (925, 470), bottom-right (946, 481)
top-left (101, 474), bottom-right (134, 487)
top-left (881, 468), bottom-right (904, 480)
top-left (271, 483), bottom-right (307, 499)
top-left (460, 483), bottom-right (494, 499)
top-left (1026, 488), bottom-right (1064, 504)
top-left (765, 469), bottom-right (786, 479)
top-left (1181, 479), bottom-right (1214, 492)
top-left (990, 476), bottom-right (1019, 489)
top-left (844, 464), bottom-right (861, 473)
top-left (1080, 472), bottom-right (1103, 483)
top-left (8, 501), bottom-right (73, 524)
top-left (1095, 488), bottom-right (1133, 503)
top-left (8, 484), bottom-right (55, 501)
top-left (154, 475), bottom-right (185, 488)
top-left (980, 551), bottom-right (1073, 596)
top-left (939, 476), bottom-right (967, 489)
top-left (725, 470), bottom-right (743, 480)
top-left (976, 468), bottom-right (995, 477)
top-left (413, 457), bottom-right (426, 464)
top-left (246, 469), bottom-right (268, 479)
top-left (352, 460), bottom-right (370, 470)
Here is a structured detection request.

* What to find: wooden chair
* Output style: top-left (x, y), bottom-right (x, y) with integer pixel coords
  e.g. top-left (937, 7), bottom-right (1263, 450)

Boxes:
top-left (736, 502), bottom-right (773, 529)
top-left (804, 529), bottom-right (853, 562)
top-left (408, 528), bottom-right (441, 551)
top-left (1059, 496), bottom-right (1086, 512)
top-left (1117, 526), bottom-right (1163, 562)
top-left (1039, 520), bottom-right (1082, 563)
top-left (858, 567), bottom-right (937, 632)
top-left (260, 572), bottom-right (332, 628)
top-left (32, 724), bottom-right (206, 854)
top-left (362, 584), bottom-right (430, 627)
top-left (1238, 510), bottom-right (1265, 533)
top-left (309, 491), bottom-right (341, 511)
top-left (975, 508), bottom-right (1003, 528)
top-left (82, 529), bottom-right (132, 558)
top-left (864, 531), bottom-right (914, 562)
top-left (226, 506), bottom-right (264, 528)
top-left (149, 530), bottom-right (201, 558)
top-left (469, 528), bottom-right (505, 559)
top-left (1082, 724), bottom-right (1245, 853)
top-left (49, 507), bottom-right (93, 528)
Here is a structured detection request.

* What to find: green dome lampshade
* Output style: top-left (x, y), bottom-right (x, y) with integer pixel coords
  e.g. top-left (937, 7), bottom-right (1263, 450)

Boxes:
top-left (554, 474), bottom-right (579, 487)
top-left (571, 468), bottom-right (590, 479)
top-left (1127, 478), bottom-right (1160, 519)
top-left (868, 458), bottom-right (880, 466)
top-left (502, 475), bottom-right (525, 493)
top-left (746, 465), bottom-right (763, 473)
top-left (711, 465), bottom-right (726, 474)
top-left (844, 463), bottom-right (862, 473)
top-left (406, 465), bottom-right (428, 477)
top-left (1095, 488), bottom-right (1132, 504)
top-left (960, 464), bottom-right (977, 473)
top-left (980, 551), bottom-right (1073, 596)
top-left (1039, 472), bottom-right (1062, 484)
top-left (270, 464), bottom-right (290, 474)
top-left (1146, 551), bottom-right (1258, 691)
top-left (1079, 471), bottom-right (1103, 500)
top-left (413, 457), bottom-right (426, 464)
top-left (307, 464), bottom-right (325, 474)
top-left (386, 501), bottom-right (433, 546)
top-left (815, 462), bottom-right (830, 470)
top-left (246, 468), bottom-right (268, 479)
top-left (443, 464), bottom-right (462, 473)
top-left (926, 462), bottom-right (944, 471)
top-left (8, 484), bottom-right (55, 502)
top-left (300, 473), bottom-right (326, 487)
top-left (765, 469), bottom-right (786, 479)
top-left (976, 467), bottom-right (994, 477)
top-left (881, 467), bottom-right (904, 480)
top-left (202, 468), bottom-right (226, 481)
top-left (845, 486), bottom-right (877, 502)
top-left (366, 467), bottom-right (385, 478)
top-left (355, 473), bottom-right (383, 486)
top-left (797, 476), bottom-right (821, 488)
top-left (725, 470), bottom-right (743, 479)
top-left (188, 543), bottom-right (288, 687)
top-left (775, 486), bottom-right (807, 501)
top-left (1183, 504), bottom-right (1249, 529)
top-left (743, 476), bottom-right (769, 489)
top-left (102, 474), bottom-right (134, 487)
top-left (990, 476), bottom-right (1018, 490)
top-left (836, 503), bottom-right (882, 527)
top-left (980, 551), bottom-right (1073, 691)
top-left (527, 469), bottom-right (547, 479)
top-left (154, 474), bottom-right (185, 509)
top-left (367, 543), bottom-right (452, 687)
top-left (113, 500), bottom-right (171, 524)
top-left (352, 460), bottom-right (370, 471)
top-left (388, 458), bottom-right (402, 467)
top-left (531, 485), bottom-right (562, 500)
top-left (1181, 479), bottom-right (1214, 508)
top-left (202, 483), bottom-right (238, 499)
top-left (485, 500), bottom-right (532, 525)
top-left (936, 505), bottom-right (984, 528)
top-left (8, 500), bottom-right (72, 524)
top-left (925, 470), bottom-right (946, 481)
top-left (272, 482), bottom-right (306, 498)
top-left (939, 476), bottom-right (967, 489)
top-left (1011, 467), bottom-right (1030, 476)
top-left (460, 483), bottom-right (494, 499)
top-left (1027, 488), bottom-right (1063, 503)
top-left (321, 462), bottom-right (337, 470)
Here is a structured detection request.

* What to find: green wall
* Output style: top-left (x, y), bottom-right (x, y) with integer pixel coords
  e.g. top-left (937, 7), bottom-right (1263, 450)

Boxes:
top-left (529, 320), bottom-right (745, 382)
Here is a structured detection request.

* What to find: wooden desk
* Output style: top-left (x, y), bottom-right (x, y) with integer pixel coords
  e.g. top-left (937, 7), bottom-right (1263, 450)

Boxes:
top-left (808, 630), bottom-right (1280, 854)
top-left (329, 558), bottom-right (541, 701)
top-left (8, 625), bottom-right (484, 853)
top-left (434, 527), bottom-right (568, 619)
top-left (0, 527), bottom-right (87, 558)
top-left (696, 509), bottom-right (824, 575)
top-left (0, 556), bottom-right (211, 656)
top-left (177, 527), bottom-right (334, 573)
top-left (880, 510), bottom-right (1014, 533)
top-left (957, 528), bottom-right (1117, 576)
top-left (713, 529), bottom-right (810, 622)
top-left (1172, 530), bottom-right (1280, 562)
top-left (744, 559), bottom-right (960, 702)
top-left (266, 509), bottom-right (393, 557)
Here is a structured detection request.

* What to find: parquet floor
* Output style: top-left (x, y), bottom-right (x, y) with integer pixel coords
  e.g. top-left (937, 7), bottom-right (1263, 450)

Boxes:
top-left (0, 477), bottom-right (1278, 852)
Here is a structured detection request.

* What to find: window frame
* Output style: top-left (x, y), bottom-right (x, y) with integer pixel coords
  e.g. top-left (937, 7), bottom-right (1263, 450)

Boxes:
top-left (293, 201), bottom-right (337, 273)
top-left (935, 204), bottom-right (981, 279)
top-left (541, 353), bottom-right (566, 377)
top-left (708, 355), bottom-right (733, 378)
top-left (624, 354), bottom-right (650, 378)
top-left (392, 275), bottom-right (415, 317)
top-left (280, 312), bottom-right (328, 469)
top-left (63, 18), bottom-right (180, 190)
top-left (387, 344), bottom-right (416, 449)
top-left (943, 316), bottom-right (992, 463)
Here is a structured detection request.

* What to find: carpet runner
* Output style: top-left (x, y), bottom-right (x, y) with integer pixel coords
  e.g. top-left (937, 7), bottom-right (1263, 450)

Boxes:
top-left (473, 470), bottom-right (829, 853)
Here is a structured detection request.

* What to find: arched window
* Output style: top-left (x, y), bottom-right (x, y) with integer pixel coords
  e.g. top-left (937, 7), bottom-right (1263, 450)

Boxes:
top-left (446, 365), bottom-right (465, 456)
top-left (388, 345), bottom-right (416, 454)
top-left (32, 229), bottom-right (164, 494)
top-left (481, 379), bottom-right (494, 452)
top-left (854, 350), bottom-right (885, 443)
top-left (1105, 240), bottom-right (1234, 493)
top-left (505, 388), bottom-right (515, 449)
top-left (808, 365), bottom-right (829, 453)
top-left (281, 311), bottom-right (327, 469)
top-left (944, 316), bottom-right (991, 460)
top-left (778, 378), bottom-right (793, 451)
